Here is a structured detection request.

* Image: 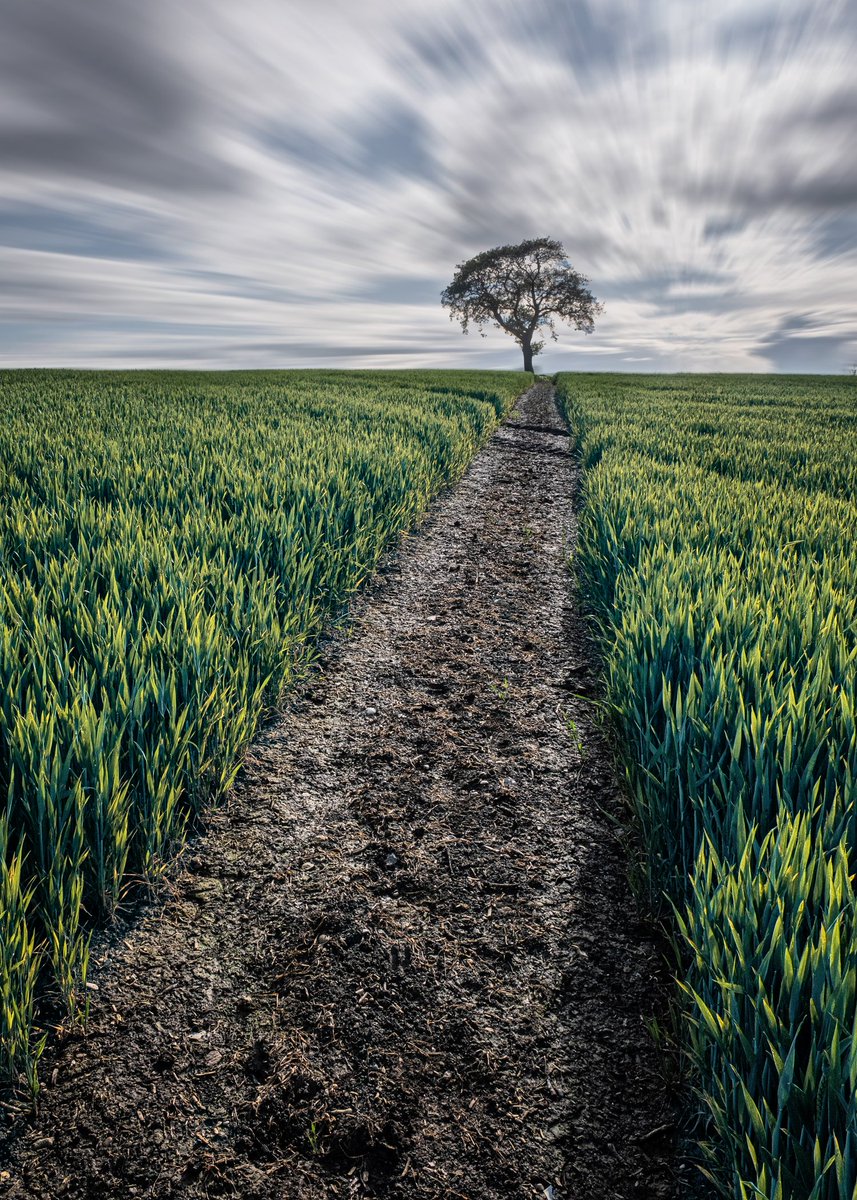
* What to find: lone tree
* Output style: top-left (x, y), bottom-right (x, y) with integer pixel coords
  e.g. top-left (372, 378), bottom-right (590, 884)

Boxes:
top-left (441, 237), bottom-right (603, 372)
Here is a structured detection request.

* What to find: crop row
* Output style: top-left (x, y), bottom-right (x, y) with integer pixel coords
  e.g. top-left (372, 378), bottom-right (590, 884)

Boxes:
top-left (0, 368), bottom-right (527, 1093)
top-left (557, 372), bottom-right (857, 1200)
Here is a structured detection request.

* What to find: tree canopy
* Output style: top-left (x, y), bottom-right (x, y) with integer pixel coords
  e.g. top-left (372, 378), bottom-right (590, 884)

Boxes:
top-left (441, 237), bottom-right (602, 372)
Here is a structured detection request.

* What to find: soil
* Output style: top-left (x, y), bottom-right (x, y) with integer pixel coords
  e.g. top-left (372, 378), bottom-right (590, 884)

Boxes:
top-left (1, 382), bottom-right (697, 1199)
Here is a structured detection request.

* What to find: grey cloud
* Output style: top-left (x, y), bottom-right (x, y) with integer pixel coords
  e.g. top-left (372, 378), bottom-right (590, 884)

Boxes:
top-left (183, 270), bottom-right (308, 305)
top-left (758, 314), bottom-right (857, 373)
top-left (354, 275), bottom-right (445, 304)
top-left (808, 213), bottom-right (857, 260)
top-left (719, 4), bottom-right (857, 64)
top-left (394, 2), bottom-right (628, 88)
top-left (682, 84), bottom-right (857, 219)
top-left (512, 0), bottom-right (626, 75)
top-left (0, 0), bottom-right (237, 194)
top-left (597, 268), bottom-right (755, 321)
top-left (732, 167), bottom-right (857, 215)
top-left (229, 342), bottom-right (434, 359)
top-left (262, 102), bottom-right (435, 182)
top-left (400, 24), bottom-right (487, 82)
top-left (759, 331), bottom-right (856, 374)
top-left (348, 103), bottom-right (436, 181)
top-left (0, 203), bottom-right (170, 262)
top-left (716, 8), bottom-right (817, 63)
top-left (703, 215), bottom-right (750, 241)
top-left (799, 87), bottom-right (857, 130)
top-left (259, 126), bottom-right (337, 173)
top-left (597, 271), bottom-right (720, 304)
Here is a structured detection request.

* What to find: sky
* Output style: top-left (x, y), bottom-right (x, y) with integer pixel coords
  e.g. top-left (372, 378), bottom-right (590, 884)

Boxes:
top-left (1, 0), bottom-right (855, 373)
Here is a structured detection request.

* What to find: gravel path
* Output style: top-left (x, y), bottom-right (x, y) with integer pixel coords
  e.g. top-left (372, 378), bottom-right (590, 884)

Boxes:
top-left (2, 382), bottom-right (681, 1199)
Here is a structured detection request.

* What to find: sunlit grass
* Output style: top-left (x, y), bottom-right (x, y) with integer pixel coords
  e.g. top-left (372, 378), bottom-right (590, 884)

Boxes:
top-left (557, 371), bottom-right (857, 1200)
top-left (0, 367), bottom-right (528, 1093)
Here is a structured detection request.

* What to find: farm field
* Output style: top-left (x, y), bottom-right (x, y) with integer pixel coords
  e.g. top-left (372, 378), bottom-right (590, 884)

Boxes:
top-left (0, 368), bottom-right (526, 1091)
top-left (557, 373), bottom-right (857, 1200)
top-left (0, 373), bottom-right (682, 1200)
top-left (2, 367), bottom-right (855, 1200)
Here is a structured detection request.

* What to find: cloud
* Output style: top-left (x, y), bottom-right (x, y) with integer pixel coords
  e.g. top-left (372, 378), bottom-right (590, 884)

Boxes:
top-left (0, 0), bottom-right (238, 196)
top-left (758, 313), bottom-right (857, 374)
top-left (0, 0), bottom-right (855, 371)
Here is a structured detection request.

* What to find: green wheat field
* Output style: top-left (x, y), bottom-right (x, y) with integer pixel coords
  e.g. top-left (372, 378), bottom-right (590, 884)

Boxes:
top-left (0, 369), bottom-right (524, 1087)
top-left (2, 368), bottom-right (856, 1200)
top-left (557, 372), bottom-right (857, 1200)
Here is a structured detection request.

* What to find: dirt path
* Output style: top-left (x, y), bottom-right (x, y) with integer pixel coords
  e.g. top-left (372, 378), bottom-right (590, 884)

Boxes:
top-left (2, 382), bottom-right (681, 1199)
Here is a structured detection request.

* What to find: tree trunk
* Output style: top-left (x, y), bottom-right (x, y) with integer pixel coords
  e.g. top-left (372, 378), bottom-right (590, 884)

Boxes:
top-left (521, 339), bottom-right (534, 373)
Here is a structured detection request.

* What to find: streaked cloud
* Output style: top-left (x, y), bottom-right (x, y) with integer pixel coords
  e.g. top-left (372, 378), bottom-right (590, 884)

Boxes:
top-left (1, 0), bottom-right (855, 372)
